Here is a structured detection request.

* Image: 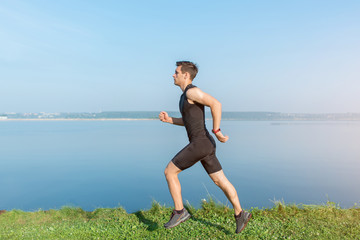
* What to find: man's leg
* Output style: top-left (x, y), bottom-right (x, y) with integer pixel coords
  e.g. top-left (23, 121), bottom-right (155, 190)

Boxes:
top-left (163, 161), bottom-right (191, 229)
top-left (209, 170), bottom-right (242, 215)
top-left (209, 169), bottom-right (252, 233)
top-left (164, 161), bottom-right (183, 210)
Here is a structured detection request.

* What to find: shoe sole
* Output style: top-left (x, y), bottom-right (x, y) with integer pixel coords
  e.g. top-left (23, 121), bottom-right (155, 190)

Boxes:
top-left (237, 213), bottom-right (252, 234)
top-left (164, 214), bottom-right (191, 229)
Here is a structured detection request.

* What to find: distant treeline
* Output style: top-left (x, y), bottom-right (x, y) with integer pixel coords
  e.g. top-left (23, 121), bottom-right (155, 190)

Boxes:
top-left (2, 111), bottom-right (360, 121)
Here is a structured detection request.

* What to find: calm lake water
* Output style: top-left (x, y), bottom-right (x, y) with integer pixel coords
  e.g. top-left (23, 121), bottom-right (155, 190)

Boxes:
top-left (1, 120), bottom-right (359, 213)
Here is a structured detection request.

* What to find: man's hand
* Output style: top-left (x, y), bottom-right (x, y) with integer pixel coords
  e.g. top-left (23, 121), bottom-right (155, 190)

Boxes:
top-left (159, 111), bottom-right (184, 126)
top-left (159, 111), bottom-right (172, 123)
top-left (214, 131), bottom-right (229, 143)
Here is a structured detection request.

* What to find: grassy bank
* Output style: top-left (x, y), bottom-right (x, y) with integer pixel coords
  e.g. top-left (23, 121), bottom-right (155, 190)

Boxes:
top-left (0, 199), bottom-right (359, 239)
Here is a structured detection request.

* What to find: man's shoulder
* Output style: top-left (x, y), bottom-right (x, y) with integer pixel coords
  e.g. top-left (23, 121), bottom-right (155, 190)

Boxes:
top-left (186, 86), bottom-right (200, 95)
top-left (186, 86), bottom-right (206, 101)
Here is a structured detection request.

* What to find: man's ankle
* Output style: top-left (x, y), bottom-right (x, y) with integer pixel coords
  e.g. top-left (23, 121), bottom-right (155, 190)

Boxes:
top-left (175, 208), bottom-right (184, 214)
top-left (235, 210), bottom-right (243, 218)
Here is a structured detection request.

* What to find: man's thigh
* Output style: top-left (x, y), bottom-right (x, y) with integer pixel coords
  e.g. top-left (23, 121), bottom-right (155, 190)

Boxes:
top-left (171, 142), bottom-right (205, 171)
top-left (201, 154), bottom-right (222, 174)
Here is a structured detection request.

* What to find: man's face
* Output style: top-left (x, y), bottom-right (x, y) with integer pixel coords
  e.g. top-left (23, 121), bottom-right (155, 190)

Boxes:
top-left (173, 66), bottom-right (185, 86)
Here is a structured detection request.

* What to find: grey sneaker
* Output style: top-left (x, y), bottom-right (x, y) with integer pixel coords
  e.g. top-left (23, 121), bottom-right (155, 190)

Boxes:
top-left (235, 210), bottom-right (252, 234)
top-left (164, 208), bottom-right (191, 229)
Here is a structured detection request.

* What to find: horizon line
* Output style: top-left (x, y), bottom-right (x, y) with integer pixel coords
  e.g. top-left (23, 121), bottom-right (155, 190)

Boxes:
top-left (1, 111), bottom-right (360, 115)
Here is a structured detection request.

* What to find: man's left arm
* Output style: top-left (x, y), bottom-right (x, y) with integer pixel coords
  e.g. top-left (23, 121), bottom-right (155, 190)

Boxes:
top-left (186, 88), bottom-right (229, 143)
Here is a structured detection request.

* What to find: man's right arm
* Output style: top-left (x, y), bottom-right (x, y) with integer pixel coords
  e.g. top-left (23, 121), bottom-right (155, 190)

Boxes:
top-left (159, 111), bottom-right (184, 126)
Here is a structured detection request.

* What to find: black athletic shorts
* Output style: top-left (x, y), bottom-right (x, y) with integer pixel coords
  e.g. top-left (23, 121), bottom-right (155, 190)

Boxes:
top-left (171, 136), bottom-right (222, 174)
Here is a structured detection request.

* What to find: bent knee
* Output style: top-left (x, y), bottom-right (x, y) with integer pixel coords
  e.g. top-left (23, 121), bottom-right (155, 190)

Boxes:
top-left (164, 166), bottom-right (174, 179)
top-left (213, 178), bottom-right (222, 187)
top-left (164, 164), bottom-right (180, 179)
top-left (164, 167), bottom-right (169, 177)
top-left (212, 175), bottom-right (228, 187)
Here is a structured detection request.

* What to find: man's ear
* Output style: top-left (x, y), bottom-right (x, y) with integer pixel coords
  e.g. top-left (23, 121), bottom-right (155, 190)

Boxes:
top-left (184, 72), bottom-right (190, 80)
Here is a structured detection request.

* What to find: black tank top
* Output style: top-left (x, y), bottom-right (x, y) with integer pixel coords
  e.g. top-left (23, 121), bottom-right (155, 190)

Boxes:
top-left (179, 84), bottom-right (211, 142)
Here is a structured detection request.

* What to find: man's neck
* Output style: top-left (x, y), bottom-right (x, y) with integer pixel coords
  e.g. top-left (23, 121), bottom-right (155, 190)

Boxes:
top-left (180, 80), bottom-right (193, 92)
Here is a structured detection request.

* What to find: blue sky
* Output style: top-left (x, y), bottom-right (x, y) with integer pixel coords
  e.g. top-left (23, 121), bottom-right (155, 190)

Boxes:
top-left (1, 0), bottom-right (359, 113)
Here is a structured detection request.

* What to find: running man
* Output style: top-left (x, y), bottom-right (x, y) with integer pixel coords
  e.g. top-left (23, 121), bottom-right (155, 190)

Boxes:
top-left (159, 61), bottom-right (251, 233)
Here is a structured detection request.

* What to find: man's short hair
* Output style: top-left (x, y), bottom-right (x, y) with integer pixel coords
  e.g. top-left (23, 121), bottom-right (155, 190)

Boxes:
top-left (176, 61), bottom-right (198, 80)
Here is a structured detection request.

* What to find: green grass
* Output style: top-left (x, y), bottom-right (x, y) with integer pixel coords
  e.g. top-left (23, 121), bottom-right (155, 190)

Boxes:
top-left (0, 199), bottom-right (359, 239)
